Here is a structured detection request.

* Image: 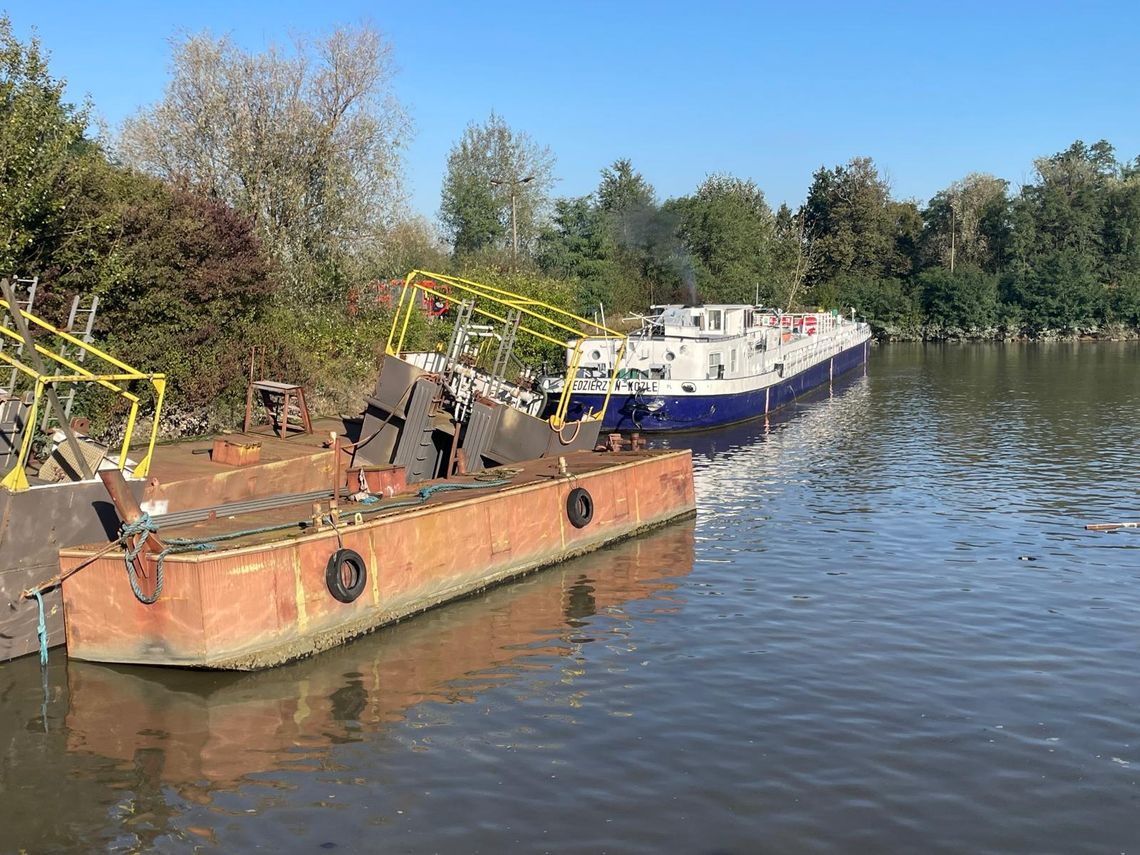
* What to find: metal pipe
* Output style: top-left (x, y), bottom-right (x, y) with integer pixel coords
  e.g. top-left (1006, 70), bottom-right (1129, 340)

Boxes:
top-left (100, 468), bottom-right (166, 551)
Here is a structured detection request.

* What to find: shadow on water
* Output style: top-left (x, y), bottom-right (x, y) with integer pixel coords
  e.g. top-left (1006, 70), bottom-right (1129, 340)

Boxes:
top-left (0, 521), bottom-right (695, 852)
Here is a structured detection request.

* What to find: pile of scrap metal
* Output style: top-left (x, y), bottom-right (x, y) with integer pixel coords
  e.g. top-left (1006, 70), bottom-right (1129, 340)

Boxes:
top-left (352, 271), bottom-right (628, 483)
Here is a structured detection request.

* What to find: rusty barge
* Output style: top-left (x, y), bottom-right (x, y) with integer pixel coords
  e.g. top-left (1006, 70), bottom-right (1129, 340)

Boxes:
top-left (60, 449), bottom-right (695, 669)
top-left (28, 272), bottom-right (695, 669)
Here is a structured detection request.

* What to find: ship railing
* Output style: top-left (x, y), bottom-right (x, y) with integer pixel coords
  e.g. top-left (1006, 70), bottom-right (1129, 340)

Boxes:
top-left (770, 321), bottom-right (867, 378)
top-left (386, 271), bottom-right (627, 428)
top-left (0, 292), bottom-right (166, 493)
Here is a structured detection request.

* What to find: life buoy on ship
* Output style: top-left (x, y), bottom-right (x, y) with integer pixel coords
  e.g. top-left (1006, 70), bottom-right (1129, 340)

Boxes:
top-left (326, 548), bottom-right (368, 603)
top-left (566, 487), bottom-right (594, 528)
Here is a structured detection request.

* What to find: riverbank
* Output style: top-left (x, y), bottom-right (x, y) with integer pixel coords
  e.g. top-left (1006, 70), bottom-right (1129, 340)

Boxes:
top-left (870, 322), bottom-right (1140, 342)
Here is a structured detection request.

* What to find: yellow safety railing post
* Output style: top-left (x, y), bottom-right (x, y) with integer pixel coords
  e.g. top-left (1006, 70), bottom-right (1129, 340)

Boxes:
top-left (133, 376), bottom-right (165, 478)
top-left (0, 380), bottom-right (41, 492)
top-left (598, 339), bottom-right (627, 422)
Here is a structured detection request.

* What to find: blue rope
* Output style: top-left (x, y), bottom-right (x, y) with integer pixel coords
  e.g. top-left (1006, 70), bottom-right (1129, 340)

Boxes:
top-left (33, 590), bottom-right (47, 667)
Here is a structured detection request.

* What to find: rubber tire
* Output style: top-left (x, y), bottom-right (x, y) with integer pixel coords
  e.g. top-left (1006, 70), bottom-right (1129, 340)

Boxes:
top-left (326, 548), bottom-right (368, 603)
top-left (566, 487), bottom-right (594, 529)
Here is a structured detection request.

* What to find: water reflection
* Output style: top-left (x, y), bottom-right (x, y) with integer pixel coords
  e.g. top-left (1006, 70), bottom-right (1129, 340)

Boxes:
top-left (6, 343), bottom-right (1140, 854)
top-left (652, 368), bottom-right (871, 463)
top-left (18, 522), bottom-right (693, 849)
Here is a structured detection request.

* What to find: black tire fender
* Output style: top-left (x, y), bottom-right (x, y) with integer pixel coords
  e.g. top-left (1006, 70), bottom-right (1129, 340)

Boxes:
top-left (566, 487), bottom-right (594, 528)
top-left (326, 548), bottom-right (368, 603)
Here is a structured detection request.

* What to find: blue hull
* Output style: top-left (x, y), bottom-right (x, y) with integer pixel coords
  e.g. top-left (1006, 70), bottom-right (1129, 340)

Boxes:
top-left (563, 339), bottom-right (870, 432)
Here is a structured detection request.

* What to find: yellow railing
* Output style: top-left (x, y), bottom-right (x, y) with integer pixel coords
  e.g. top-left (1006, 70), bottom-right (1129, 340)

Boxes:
top-left (0, 298), bottom-right (166, 492)
top-left (385, 271), bottom-right (627, 427)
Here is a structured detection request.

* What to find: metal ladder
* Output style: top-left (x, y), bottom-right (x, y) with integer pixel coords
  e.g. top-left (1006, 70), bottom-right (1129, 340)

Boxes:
top-left (40, 294), bottom-right (100, 430)
top-left (486, 309), bottom-right (521, 402)
top-left (1, 276), bottom-right (39, 395)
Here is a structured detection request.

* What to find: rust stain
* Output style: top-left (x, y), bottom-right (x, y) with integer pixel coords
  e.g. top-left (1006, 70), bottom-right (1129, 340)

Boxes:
top-left (292, 550), bottom-right (308, 633)
top-left (368, 537), bottom-right (380, 606)
top-left (227, 562), bottom-right (268, 576)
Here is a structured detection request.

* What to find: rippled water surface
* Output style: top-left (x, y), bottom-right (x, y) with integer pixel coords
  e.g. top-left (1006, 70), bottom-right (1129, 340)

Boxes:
top-left (3, 342), bottom-right (1139, 854)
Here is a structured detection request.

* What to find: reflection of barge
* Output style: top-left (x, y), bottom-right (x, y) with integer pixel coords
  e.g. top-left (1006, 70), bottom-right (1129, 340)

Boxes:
top-left (61, 522), bottom-right (695, 793)
top-left (543, 305), bottom-right (872, 431)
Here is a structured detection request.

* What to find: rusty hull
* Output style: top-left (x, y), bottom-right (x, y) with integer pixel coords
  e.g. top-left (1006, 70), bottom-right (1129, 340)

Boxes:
top-left (60, 450), bottom-right (695, 670)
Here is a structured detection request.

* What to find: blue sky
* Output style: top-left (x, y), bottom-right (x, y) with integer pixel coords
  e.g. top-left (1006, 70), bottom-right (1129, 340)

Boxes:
top-left (5, 1), bottom-right (1138, 223)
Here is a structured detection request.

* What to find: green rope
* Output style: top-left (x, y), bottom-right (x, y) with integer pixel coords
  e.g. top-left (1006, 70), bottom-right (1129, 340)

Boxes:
top-left (121, 513), bottom-right (165, 605)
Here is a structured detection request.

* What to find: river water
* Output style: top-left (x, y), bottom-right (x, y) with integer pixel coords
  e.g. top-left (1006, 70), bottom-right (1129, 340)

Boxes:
top-left (2, 342), bottom-right (1139, 854)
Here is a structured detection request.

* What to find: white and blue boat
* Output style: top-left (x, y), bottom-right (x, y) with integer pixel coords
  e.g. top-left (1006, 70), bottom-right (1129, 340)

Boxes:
top-left (542, 305), bottom-right (872, 432)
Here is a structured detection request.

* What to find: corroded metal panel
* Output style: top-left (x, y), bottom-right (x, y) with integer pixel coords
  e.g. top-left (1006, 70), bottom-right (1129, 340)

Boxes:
top-left (488, 405), bottom-right (603, 464)
top-left (1, 418), bottom-right (349, 663)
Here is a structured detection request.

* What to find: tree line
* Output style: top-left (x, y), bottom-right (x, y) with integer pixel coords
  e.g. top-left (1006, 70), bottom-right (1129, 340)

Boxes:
top-left (2, 18), bottom-right (1136, 433)
top-left (443, 124), bottom-right (1140, 340)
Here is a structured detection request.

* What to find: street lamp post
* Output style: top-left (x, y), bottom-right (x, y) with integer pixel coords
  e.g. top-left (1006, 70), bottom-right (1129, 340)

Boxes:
top-left (491, 175), bottom-right (535, 269)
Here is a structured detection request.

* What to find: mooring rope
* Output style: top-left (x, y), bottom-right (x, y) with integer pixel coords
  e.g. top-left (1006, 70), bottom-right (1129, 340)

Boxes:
top-left (32, 590), bottom-right (47, 667)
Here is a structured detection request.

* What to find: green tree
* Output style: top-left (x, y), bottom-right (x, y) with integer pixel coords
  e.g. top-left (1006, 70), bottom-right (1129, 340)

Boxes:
top-left (1102, 157), bottom-right (1140, 287)
top-left (593, 160), bottom-right (684, 308)
top-left (439, 112), bottom-right (555, 259)
top-left (1001, 249), bottom-right (1103, 333)
top-left (359, 217), bottom-right (450, 281)
top-left (800, 156), bottom-right (921, 319)
top-left (536, 196), bottom-right (626, 314)
top-left (597, 158), bottom-right (655, 219)
top-left (672, 174), bottom-right (776, 304)
top-left (836, 275), bottom-right (919, 338)
top-left (922, 173), bottom-right (1009, 272)
top-left (802, 157), bottom-right (898, 285)
top-left (119, 25), bottom-right (409, 304)
top-left (43, 159), bottom-right (273, 415)
top-left (0, 16), bottom-right (89, 277)
top-left (1002, 140), bottom-right (1120, 331)
top-left (916, 266), bottom-right (999, 333)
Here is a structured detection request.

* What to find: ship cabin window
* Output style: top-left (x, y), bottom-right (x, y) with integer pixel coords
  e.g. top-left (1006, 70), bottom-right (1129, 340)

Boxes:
top-left (730, 349), bottom-right (738, 373)
top-left (708, 351), bottom-right (724, 380)
top-left (704, 309), bottom-right (723, 332)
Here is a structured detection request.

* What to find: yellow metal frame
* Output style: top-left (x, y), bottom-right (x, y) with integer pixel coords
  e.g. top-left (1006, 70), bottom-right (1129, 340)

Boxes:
top-left (385, 271), bottom-right (627, 427)
top-left (0, 298), bottom-right (166, 492)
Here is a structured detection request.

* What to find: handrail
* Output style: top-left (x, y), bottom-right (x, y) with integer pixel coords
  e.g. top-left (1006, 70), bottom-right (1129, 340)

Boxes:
top-left (384, 271), bottom-right (627, 428)
top-left (1, 296), bottom-right (166, 492)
